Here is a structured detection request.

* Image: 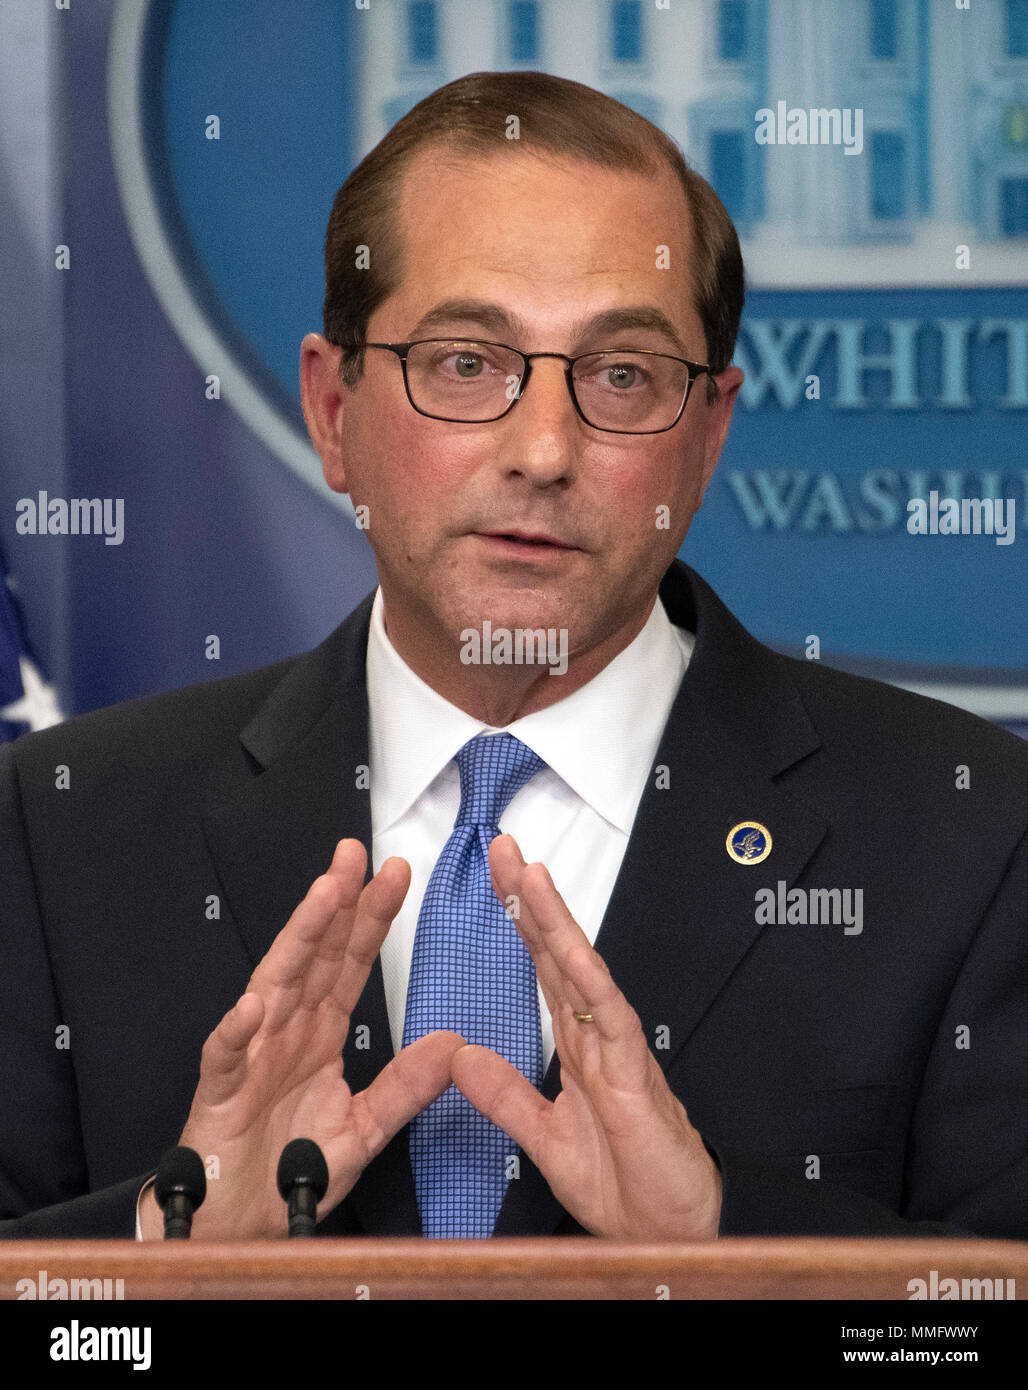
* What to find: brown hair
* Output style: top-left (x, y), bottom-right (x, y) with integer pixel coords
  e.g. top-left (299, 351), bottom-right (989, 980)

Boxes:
top-left (322, 71), bottom-right (744, 403)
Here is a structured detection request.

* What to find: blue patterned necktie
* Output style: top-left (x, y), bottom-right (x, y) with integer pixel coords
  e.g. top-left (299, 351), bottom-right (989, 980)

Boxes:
top-left (402, 732), bottom-right (546, 1238)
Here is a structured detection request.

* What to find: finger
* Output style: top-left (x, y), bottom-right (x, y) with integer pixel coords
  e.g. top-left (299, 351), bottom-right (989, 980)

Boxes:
top-left (450, 1044), bottom-right (552, 1167)
top-left (489, 840), bottom-right (607, 1081)
top-left (518, 861), bottom-right (651, 1092)
top-left (493, 840), bottom-right (599, 1050)
top-left (327, 854), bottom-right (411, 1020)
top-left (193, 991), bottom-right (265, 1108)
top-left (346, 1030), bottom-right (466, 1166)
top-left (558, 941), bottom-right (652, 1093)
top-left (519, 860), bottom-right (593, 1006)
top-left (489, 836), bottom-right (568, 1013)
top-left (488, 834), bottom-right (540, 950)
top-left (252, 840), bottom-right (368, 1031)
top-left (258, 846), bottom-right (410, 1037)
top-left (489, 840), bottom-right (644, 1089)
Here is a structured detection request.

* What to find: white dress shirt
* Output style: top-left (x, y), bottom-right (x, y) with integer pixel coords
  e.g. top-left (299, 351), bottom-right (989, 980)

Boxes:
top-left (137, 587), bottom-right (693, 1237)
top-left (369, 588), bottom-right (694, 1070)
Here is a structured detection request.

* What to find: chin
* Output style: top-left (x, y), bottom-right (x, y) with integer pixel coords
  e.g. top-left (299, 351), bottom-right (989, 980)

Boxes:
top-left (457, 587), bottom-right (579, 637)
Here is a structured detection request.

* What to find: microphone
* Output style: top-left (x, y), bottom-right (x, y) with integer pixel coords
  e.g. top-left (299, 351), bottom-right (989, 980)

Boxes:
top-left (276, 1138), bottom-right (329, 1237)
top-left (154, 1146), bottom-right (207, 1239)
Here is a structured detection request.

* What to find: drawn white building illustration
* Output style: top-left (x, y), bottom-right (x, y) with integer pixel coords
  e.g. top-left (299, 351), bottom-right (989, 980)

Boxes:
top-left (353, 0), bottom-right (1028, 285)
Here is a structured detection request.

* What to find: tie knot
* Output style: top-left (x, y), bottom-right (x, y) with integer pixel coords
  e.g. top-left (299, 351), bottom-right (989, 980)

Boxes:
top-left (454, 733), bottom-right (546, 829)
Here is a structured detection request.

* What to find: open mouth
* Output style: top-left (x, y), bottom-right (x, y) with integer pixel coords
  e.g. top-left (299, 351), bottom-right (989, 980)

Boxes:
top-left (478, 532), bottom-right (572, 549)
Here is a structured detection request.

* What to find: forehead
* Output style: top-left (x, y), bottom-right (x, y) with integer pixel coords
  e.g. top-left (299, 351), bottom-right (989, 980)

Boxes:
top-left (387, 144), bottom-right (701, 347)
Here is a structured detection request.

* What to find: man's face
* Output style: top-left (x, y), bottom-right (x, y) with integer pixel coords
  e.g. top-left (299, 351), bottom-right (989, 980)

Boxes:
top-left (312, 145), bottom-right (741, 666)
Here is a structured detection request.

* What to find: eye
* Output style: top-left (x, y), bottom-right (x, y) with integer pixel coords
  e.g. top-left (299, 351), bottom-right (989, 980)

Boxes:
top-left (453, 352), bottom-right (485, 378)
top-left (606, 363), bottom-right (638, 389)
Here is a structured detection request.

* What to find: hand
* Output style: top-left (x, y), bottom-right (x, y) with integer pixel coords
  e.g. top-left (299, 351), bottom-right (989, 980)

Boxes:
top-left (143, 839), bottom-right (463, 1239)
top-left (450, 834), bottom-right (722, 1241)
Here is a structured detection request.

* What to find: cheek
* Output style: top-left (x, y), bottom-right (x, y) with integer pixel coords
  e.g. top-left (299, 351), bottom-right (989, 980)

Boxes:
top-left (399, 431), bottom-right (483, 508)
top-left (604, 443), bottom-right (694, 536)
top-left (348, 407), bottom-right (484, 533)
top-left (653, 438), bottom-right (706, 516)
top-left (346, 396), bottom-right (419, 500)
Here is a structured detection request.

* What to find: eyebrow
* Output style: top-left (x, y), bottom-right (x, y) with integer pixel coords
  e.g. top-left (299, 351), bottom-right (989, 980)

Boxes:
top-left (405, 299), bottom-right (693, 358)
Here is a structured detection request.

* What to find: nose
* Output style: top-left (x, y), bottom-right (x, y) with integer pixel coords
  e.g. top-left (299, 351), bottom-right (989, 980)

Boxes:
top-left (498, 355), bottom-right (581, 487)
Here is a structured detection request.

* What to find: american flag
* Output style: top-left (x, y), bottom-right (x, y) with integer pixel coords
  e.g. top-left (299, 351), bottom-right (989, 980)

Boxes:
top-left (0, 546), bottom-right (63, 741)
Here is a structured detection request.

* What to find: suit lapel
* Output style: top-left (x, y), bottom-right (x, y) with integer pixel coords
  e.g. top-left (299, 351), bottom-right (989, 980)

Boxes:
top-left (594, 563), bottom-right (829, 1070)
top-left (495, 562), bottom-right (829, 1234)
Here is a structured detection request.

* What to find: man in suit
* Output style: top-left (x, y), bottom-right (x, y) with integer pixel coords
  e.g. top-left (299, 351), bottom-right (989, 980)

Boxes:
top-left (1, 72), bottom-right (1026, 1242)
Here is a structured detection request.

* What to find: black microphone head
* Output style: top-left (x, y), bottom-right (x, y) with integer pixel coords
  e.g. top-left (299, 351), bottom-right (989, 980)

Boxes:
top-left (277, 1138), bottom-right (329, 1201)
top-left (154, 1145), bottom-right (207, 1210)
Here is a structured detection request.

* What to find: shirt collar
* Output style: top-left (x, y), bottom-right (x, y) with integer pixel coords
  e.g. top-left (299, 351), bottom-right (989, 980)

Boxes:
top-left (366, 587), bottom-right (693, 836)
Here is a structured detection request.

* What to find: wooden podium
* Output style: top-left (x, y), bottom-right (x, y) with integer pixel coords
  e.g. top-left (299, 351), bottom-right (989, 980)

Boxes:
top-left (3, 1238), bottom-right (1027, 1299)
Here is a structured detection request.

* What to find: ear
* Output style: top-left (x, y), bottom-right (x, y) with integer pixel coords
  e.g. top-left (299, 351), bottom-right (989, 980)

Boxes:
top-left (300, 334), bottom-right (350, 494)
top-left (696, 365), bottom-right (743, 505)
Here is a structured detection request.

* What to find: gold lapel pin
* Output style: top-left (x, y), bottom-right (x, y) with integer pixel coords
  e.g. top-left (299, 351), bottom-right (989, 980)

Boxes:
top-left (726, 821), bottom-right (772, 865)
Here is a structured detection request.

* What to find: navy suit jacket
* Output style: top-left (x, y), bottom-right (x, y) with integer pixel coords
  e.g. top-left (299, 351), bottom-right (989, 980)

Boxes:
top-left (1, 560), bottom-right (1026, 1239)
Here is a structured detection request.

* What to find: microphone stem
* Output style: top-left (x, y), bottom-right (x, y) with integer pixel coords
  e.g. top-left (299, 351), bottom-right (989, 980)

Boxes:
top-left (288, 1186), bottom-right (318, 1237)
top-left (163, 1193), bottom-right (194, 1239)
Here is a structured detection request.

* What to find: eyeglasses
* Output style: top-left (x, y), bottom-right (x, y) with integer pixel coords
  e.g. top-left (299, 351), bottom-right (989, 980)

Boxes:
top-left (363, 339), bottom-right (710, 434)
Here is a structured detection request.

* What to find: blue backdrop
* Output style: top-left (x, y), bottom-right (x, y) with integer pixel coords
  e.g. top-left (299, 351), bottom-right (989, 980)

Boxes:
top-left (1, 0), bottom-right (1025, 739)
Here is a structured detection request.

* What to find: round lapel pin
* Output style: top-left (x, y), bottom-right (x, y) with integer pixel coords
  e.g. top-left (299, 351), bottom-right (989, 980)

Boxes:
top-left (726, 821), bottom-right (772, 865)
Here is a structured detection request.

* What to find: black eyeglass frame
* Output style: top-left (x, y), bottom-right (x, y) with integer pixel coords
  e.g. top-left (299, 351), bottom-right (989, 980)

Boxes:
top-left (363, 339), bottom-right (711, 434)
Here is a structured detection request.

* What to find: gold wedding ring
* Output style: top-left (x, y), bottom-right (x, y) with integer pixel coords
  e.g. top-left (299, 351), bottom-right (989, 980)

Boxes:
top-left (572, 1010), bottom-right (594, 1023)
